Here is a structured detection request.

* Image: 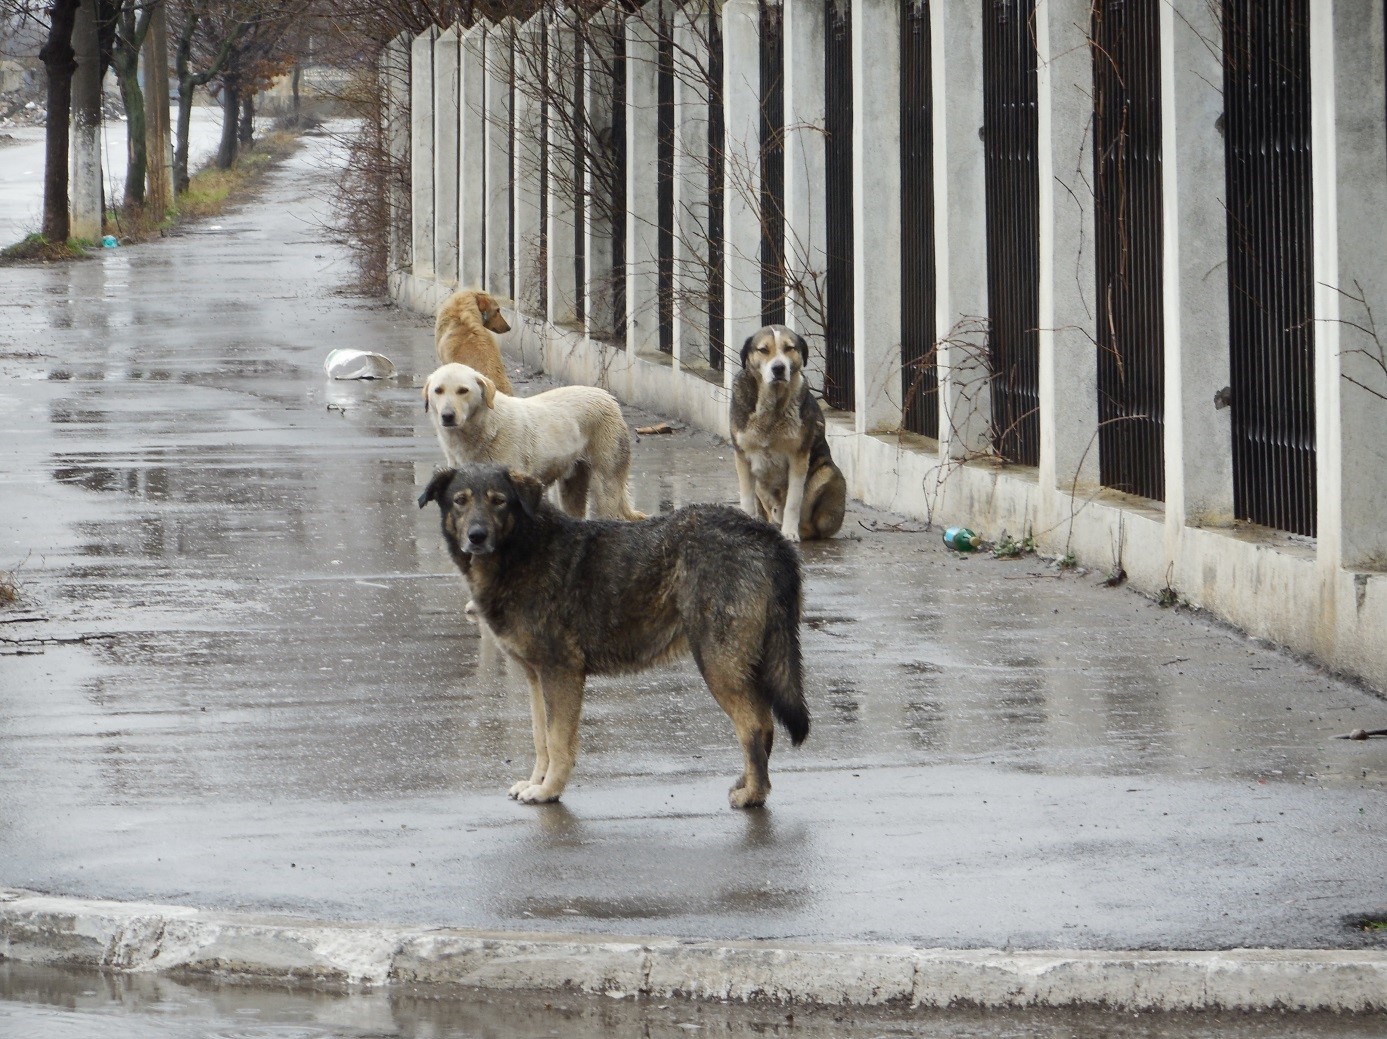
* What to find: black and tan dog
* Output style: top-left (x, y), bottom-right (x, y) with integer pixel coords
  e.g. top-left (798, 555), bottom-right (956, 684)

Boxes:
top-left (731, 325), bottom-right (847, 542)
top-left (419, 463), bottom-right (810, 809)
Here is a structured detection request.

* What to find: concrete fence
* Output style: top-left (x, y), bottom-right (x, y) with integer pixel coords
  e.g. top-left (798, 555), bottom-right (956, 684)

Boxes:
top-left (384, 0), bottom-right (1387, 693)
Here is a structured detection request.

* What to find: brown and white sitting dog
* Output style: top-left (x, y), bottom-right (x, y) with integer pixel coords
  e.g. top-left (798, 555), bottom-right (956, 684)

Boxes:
top-left (435, 289), bottom-right (514, 396)
top-left (730, 325), bottom-right (847, 542)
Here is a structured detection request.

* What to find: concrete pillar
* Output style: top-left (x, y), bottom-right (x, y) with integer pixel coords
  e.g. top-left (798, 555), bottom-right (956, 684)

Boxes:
top-left (782, 0), bottom-right (827, 366)
top-left (433, 27), bottom-right (460, 288)
top-left (69, 0), bottom-right (102, 241)
top-left (851, 0), bottom-right (902, 434)
top-left (626, 15), bottom-right (661, 357)
top-left (484, 22), bottom-right (515, 299)
top-left (1316, 2), bottom-right (1387, 570)
top-left (410, 27), bottom-right (438, 281)
top-left (721, 0), bottom-right (763, 380)
top-left (932, 1), bottom-right (991, 456)
top-left (512, 15), bottom-right (545, 314)
top-left (1161, 2), bottom-right (1234, 529)
top-left (384, 34), bottom-right (413, 279)
top-left (460, 24), bottom-right (486, 289)
top-left (672, 4), bottom-right (711, 371)
top-left (546, 15), bottom-right (580, 328)
top-left (1037, 0), bottom-right (1099, 496)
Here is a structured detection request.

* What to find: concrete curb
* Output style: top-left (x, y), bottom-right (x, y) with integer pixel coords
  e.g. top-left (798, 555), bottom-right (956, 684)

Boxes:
top-left (2, 889), bottom-right (1384, 1012)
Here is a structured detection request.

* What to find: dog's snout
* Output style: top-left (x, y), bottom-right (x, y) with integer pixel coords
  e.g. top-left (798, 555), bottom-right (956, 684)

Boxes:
top-left (770, 361), bottom-right (787, 380)
top-left (439, 409), bottom-right (457, 427)
top-left (466, 524), bottom-right (488, 547)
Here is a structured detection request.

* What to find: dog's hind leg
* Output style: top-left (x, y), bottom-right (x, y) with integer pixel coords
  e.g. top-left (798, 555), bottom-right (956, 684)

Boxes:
top-left (558, 464), bottom-right (591, 518)
top-left (509, 662), bottom-right (551, 799)
top-left (699, 655), bottom-right (776, 809)
top-left (514, 668), bottom-right (586, 804)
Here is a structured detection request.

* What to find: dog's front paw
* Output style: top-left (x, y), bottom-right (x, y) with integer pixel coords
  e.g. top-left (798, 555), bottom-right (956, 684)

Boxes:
top-left (782, 528), bottom-right (801, 544)
top-left (515, 783), bottom-right (562, 804)
top-left (728, 783), bottom-right (768, 809)
top-left (508, 779), bottom-right (531, 799)
top-left (464, 599), bottom-right (480, 624)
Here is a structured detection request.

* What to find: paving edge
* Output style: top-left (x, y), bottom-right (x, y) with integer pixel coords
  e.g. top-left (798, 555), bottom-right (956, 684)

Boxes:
top-left (1, 889), bottom-right (1384, 1012)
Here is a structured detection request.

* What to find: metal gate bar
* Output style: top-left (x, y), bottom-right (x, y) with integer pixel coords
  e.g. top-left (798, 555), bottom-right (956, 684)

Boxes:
top-left (574, 34), bottom-right (586, 325)
top-left (1093, 0), bottom-right (1165, 501)
top-left (760, 0), bottom-right (786, 326)
top-left (981, 0), bottom-right (1040, 466)
top-left (900, 0), bottom-right (937, 439)
top-left (610, 24), bottom-right (627, 340)
top-left (1223, 0), bottom-right (1316, 536)
top-left (658, 25), bottom-right (675, 353)
top-left (823, 0), bottom-right (855, 411)
top-left (708, 7), bottom-right (726, 372)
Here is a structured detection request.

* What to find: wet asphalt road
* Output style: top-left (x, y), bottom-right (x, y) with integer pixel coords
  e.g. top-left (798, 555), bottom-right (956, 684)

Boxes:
top-left (1, 126), bottom-right (1385, 954)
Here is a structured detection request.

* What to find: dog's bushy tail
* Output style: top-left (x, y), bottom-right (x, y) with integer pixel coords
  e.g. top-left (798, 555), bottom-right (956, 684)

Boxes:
top-left (758, 550), bottom-right (810, 745)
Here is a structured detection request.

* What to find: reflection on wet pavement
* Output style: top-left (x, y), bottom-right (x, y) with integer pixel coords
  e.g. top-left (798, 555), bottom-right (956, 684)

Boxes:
top-left (0, 126), bottom-right (1384, 954)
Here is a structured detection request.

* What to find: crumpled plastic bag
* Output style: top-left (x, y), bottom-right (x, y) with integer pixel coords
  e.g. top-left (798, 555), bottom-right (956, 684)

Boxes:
top-left (324, 349), bottom-right (397, 380)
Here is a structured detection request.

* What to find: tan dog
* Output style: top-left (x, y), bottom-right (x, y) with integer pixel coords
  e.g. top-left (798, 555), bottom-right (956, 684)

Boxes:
top-left (435, 289), bottom-right (514, 395)
top-left (423, 362), bottom-right (645, 521)
top-left (730, 325), bottom-right (847, 542)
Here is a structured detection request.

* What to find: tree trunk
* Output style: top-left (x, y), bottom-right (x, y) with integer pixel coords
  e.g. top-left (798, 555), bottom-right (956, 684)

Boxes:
top-left (174, 76), bottom-right (194, 193)
top-left (216, 80), bottom-right (238, 169)
top-left (113, 47), bottom-right (147, 208)
top-left (291, 64), bottom-right (300, 120)
top-left (39, 0), bottom-right (80, 242)
top-left (143, 0), bottom-right (172, 219)
top-left (238, 92), bottom-right (254, 149)
top-left (69, 0), bottom-right (104, 240)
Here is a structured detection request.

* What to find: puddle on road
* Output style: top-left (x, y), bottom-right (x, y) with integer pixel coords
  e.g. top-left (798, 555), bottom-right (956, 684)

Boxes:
top-left (3, 963), bottom-right (1385, 1039)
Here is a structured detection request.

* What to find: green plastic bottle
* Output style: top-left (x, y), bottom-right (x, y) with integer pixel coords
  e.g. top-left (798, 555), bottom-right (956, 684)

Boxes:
top-left (943, 526), bottom-right (981, 552)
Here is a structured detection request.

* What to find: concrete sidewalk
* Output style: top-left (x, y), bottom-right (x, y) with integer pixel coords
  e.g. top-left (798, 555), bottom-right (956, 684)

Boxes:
top-left (4, 889), bottom-right (1385, 1012)
top-left (1, 127), bottom-right (1385, 1011)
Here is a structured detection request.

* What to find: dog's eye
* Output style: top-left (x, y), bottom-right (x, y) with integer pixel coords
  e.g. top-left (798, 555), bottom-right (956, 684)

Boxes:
top-left (458, 386), bottom-right (469, 395)
top-left (487, 492), bottom-right (507, 507)
top-left (433, 385), bottom-right (444, 394)
top-left (453, 490), bottom-right (471, 505)
top-left (757, 345), bottom-right (769, 354)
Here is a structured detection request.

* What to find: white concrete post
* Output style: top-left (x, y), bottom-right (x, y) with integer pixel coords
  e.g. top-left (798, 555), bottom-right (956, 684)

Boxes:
top-left (512, 15), bottom-right (546, 314)
top-left (1037, 0), bottom-right (1099, 496)
top-left (1316, 3), bottom-right (1387, 571)
top-left (721, 0), bottom-right (763, 382)
top-left (547, 15), bottom-right (580, 328)
top-left (460, 24), bottom-right (487, 289)
top-left (672, 5), bottom-right (711, 372)
top-left (484, 21), bottom-right (515, 300)
top-left (1161, 2), bottom-right (1235, 530)
top-left (626, 14), bottom-right (662, 357)
top-left (782, 0), bottom-right (827, 363)
top-left (410, 27), bottom-right (438, 281)
top-left (851, 0), bottom-right (902, 434)
top-left (933, 1), bottom-right (992, 457)
top-left (433, 27), bottom-right (460, 288)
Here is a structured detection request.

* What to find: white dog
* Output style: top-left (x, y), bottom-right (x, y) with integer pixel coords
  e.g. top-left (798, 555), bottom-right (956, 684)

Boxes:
top-left (423, 362), bottom-right (645, 521)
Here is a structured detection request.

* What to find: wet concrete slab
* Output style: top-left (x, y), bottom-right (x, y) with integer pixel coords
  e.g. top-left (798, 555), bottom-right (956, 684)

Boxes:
top-left (1, 125), bottom-right (1385, 956)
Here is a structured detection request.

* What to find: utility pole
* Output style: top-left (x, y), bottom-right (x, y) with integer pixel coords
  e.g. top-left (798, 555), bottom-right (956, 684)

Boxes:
top-left (143, 0), bottom-right (173, 220)
top-left (69, 0), bottom-right (103, 241)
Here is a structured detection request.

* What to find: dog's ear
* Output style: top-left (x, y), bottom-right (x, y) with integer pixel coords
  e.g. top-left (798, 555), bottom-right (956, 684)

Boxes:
top-left (422, 383), bottom-right (431, 413)
top-left (740, 335), bottom-right (756, 369)
top-left (794, 332), bottom-right (810, 365)
top-left (478, 374), bottom-right (497, 409)
top-left (417, 468), bottom-right (457, 510)
top-left (507, 470), bottom-right (545, 518)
